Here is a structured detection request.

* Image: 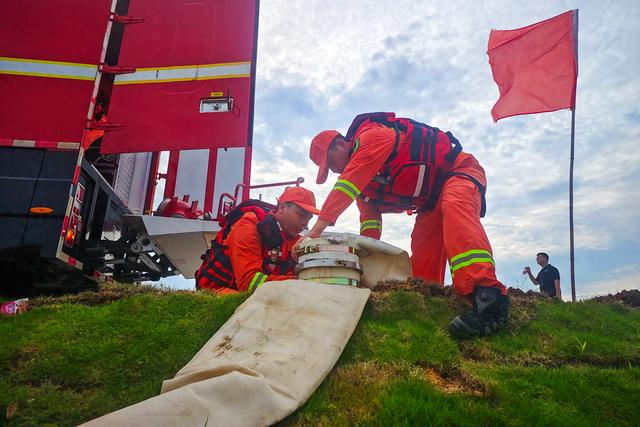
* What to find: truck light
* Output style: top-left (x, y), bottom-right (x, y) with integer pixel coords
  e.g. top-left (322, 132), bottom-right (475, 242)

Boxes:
top-left (63, 183), bottom-right (85, 247)
top-left (199, 91), bottom-right (233, 113)
top-left (64, 213), bottom-right (81, 247)
top-left (65, 229), bottom-right (76, 246)
top-left (29, 206), bottom-right (53, 215)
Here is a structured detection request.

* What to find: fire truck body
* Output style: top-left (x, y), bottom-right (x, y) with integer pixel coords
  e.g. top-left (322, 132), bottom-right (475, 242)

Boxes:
top-left (0, 0), bottom-right (259, 291)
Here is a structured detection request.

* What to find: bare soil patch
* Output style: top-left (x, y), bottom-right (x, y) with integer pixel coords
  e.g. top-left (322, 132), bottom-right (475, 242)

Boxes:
top-left (29, 283), bottom-right (193, 307)
top-left (591, 289), bottom-right (640, 308)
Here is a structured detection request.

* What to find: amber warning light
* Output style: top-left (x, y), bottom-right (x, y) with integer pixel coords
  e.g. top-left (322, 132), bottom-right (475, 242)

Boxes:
top-left (65, 228), bottom-right (76, 247)
top-left (29, 207), bottom-right (53, 215)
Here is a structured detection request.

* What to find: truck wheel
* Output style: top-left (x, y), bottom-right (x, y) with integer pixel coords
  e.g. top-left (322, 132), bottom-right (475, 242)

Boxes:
top-left (0, 264), bottom-right (34, 297)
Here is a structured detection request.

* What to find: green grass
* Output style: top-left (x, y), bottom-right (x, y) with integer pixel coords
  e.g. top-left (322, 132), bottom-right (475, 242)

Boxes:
top-left (1, 285), bottom-right (639, 426)
top-left (283, 292), bottom-right (640, 426)
top-left (0, 286), bottom-right (247, 426)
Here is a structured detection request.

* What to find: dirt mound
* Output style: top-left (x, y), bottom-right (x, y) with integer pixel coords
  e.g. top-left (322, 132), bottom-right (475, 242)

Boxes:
top-left (506, 287), bottom-right (551, 301)
top-left (591, 289), bottom-right (640, 308)
top-left (376, 279), bottom-right (550, 301)
top-left (374, 277), bottom-right (453, 296)
top-left (29, 283), bottom-right (193, 307)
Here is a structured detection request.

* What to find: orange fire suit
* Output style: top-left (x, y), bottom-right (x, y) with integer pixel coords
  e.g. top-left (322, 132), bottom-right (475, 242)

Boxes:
top-left (318, 123), bottom-right (505, 296)
top-left (214, 212), bottom-right (297, 295)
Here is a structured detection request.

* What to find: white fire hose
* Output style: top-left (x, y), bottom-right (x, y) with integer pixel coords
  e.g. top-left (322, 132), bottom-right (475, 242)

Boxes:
top-left (81, 234), bottom-right (411, 427)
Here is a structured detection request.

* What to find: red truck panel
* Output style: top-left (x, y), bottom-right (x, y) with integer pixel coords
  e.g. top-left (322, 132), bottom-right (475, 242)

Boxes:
top-left (0, 0), bottom-right (113, 143)
top-left (101, 0), bottom-right (259, 154)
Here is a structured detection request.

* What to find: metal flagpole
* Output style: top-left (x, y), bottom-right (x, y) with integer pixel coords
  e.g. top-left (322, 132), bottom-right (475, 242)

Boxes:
top-left (569, 9), bottom-right (579, 303)
top-left (569, 107), bottom-right (576, 302)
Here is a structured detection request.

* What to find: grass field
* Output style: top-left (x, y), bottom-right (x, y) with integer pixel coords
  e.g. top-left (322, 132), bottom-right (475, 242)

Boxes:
top-left (1, 283), bottom-right (639, 426)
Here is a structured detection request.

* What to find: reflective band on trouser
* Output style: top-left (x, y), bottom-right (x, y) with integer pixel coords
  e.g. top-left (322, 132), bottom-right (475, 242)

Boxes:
top-left (332, 179), bottom-right (361, 201)
top-left (114, 62), bottom-right (251, 85)
top-left (0, 57), bottom-right (97, 80)
top-left (248, 272), bottom-right (268, 292)
top-left (449, 249), bottom-right (494, 277)
top-left (360, 219), bottom-right (382, 233)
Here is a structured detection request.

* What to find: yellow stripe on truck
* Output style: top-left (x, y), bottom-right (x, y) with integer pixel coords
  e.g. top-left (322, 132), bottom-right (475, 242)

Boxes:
top-left (114, 62), bottom-right (251, 85)
top-left (0, 57), bottom-right (97, 81)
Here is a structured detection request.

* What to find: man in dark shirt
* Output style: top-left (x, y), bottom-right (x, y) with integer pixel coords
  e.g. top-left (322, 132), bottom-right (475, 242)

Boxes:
top-left (524, 252), bottom-right (561, 299)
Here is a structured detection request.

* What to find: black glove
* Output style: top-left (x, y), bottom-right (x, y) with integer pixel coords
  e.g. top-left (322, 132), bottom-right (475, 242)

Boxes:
top-left (257, 215), bottom-right (283, 250)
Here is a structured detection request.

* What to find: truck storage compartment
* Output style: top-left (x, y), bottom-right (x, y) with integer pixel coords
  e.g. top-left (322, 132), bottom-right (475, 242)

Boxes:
top-left (0, 148), bottom-right (76, 255)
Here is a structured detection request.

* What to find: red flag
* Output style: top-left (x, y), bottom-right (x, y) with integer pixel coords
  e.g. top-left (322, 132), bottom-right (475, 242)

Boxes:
top-left (488, 10), bottom-right (578, 122)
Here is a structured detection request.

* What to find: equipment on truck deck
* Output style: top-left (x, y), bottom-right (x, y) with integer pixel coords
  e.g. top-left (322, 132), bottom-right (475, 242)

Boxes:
top-left (123, 215), bottom-right (219, 280)
top-left (155, 195), bottom-right (206, 220)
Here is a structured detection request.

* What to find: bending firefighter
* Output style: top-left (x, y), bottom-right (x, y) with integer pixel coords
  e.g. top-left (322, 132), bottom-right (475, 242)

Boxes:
top-left (307, 112), bottom-right (509, 339)
top-left (195, 187), bottom-right (320, 294)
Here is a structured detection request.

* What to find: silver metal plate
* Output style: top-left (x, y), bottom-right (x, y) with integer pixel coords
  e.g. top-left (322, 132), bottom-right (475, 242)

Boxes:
top-left (123, 215), bottom-right (220, 279)
top-left (199, 97), bottom-right (232, 113)
top-left (295, 259), bottom-right (362, 274)
top-left (298, 251), bottom-right (359, 264)
top-left (309, 277), bottom-right (359, 287)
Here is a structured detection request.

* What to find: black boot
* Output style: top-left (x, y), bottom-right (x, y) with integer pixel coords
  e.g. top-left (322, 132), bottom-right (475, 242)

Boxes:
top-left (449, 286), bottom-right (509, 340)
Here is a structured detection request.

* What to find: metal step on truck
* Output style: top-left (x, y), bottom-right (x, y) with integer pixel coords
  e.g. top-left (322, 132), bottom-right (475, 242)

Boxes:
top-left (0, 0), bottom-right (296, 293)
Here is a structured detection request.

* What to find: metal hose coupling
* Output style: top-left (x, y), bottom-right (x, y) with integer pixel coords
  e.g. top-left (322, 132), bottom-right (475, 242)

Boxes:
top-left (295, 237), bottom-right (362, 287)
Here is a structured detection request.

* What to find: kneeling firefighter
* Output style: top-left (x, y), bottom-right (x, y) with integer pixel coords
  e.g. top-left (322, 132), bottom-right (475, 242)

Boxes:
top-left (196, 186), bottom-right (321, 294)
top-left (307, 112), bottom-right (509, 339)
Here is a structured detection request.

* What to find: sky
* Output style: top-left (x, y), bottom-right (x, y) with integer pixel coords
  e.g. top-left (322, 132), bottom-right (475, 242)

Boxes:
top-left (158, 0), bottom-right (640, 299)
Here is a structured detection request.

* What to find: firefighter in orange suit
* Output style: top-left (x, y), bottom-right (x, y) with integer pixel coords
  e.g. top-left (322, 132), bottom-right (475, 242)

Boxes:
top-left (195, 186), bottom-right (320, 295)
top-left (307, 112), bottom-right (509, 339)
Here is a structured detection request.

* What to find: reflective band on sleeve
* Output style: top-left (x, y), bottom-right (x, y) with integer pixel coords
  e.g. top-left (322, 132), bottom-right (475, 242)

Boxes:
top-left (333, 185), bottom-right (356, 200)
top-left (360, 219), bottom-right (382, 233)
top-left (338, 179), bottom-right (361, 195)
top-left (450, 249), bottom-right (494, 276)
top-left (248, 272), bottom-right (268, 293)
top-left (333, 179), bottom-right (361, 201)
top-left (0, 57), bottom-right (97, 80)
top-left (114, 61), bottom-right (251, 85)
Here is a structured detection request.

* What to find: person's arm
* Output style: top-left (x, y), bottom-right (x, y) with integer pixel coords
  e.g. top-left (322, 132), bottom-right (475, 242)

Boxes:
top-left (307, 219), bottom-right (331, 238)
top-left (357, 197), bottom-right (382, 240)
top-left (523, 266), bottom-right (539, 286)
top-left (552, 267), bottom-right (561, 299)
top-left (227, 214), bottom-right (293, 292)
top-left (554, 279), bottom-right (562, 299)
top-left (310, 125), bottom-right (395, 238)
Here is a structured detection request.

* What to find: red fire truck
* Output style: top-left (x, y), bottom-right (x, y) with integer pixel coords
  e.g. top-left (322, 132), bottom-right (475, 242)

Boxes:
top-left (0, 0), bottom-right (296, 292)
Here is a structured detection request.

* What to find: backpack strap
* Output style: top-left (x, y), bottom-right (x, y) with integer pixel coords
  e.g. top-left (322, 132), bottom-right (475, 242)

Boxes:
top-left (447, 172), bottom-right (487, 218)
top-left (218, 199), bottom-right (276, 241)
top-left (409, 122), bottom-right (424, 161)
top-left (256, 214), bottom-right (284, 250)
top-left (444, 131), bottom-right (463, 162)
top-left (346, 112), bottom-right (396, 139)
top-left (386, 121), bottom-right (401, 163)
